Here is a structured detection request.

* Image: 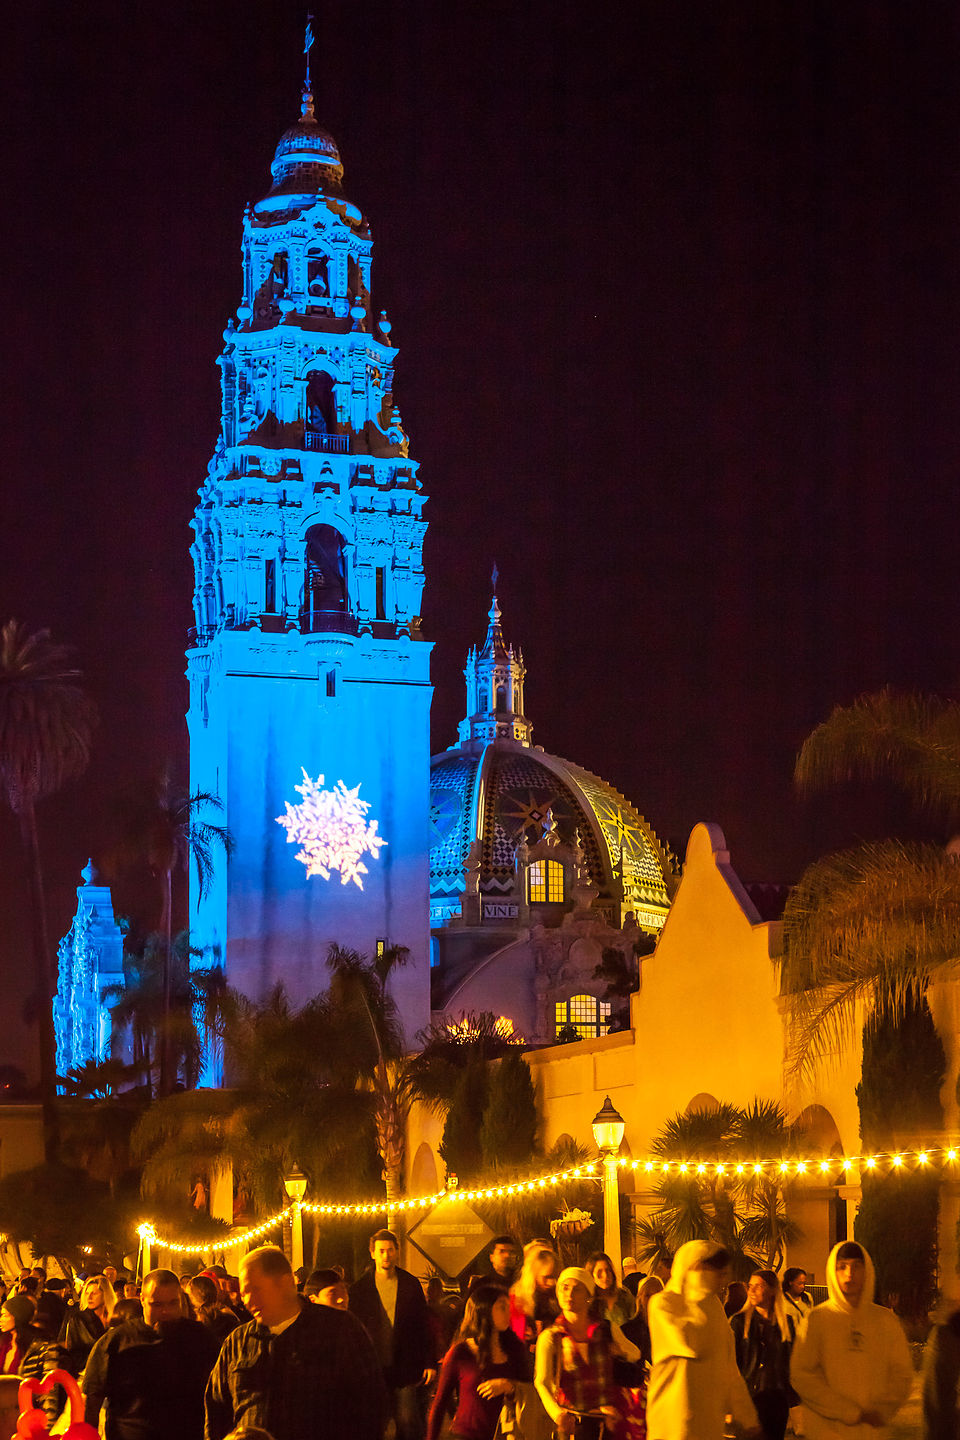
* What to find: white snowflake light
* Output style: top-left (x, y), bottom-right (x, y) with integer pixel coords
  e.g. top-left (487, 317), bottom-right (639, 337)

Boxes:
top-left (276, 769), bottom-right (387, 888)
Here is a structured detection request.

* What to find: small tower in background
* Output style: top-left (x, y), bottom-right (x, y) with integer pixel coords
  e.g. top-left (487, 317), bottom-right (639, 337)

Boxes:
top-left (54, 861), bottom-right (125, 1081)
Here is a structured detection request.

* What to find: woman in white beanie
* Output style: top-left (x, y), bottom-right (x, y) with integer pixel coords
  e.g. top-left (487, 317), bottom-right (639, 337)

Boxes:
top-left (646, 1241), bottom-right (758, 1440)
top-left (534, 1266), bottom-right (641, 1438)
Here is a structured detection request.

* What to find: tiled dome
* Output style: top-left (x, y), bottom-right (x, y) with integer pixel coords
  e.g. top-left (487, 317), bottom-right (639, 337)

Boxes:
top-left (430, 593), bottom-right (675, 928)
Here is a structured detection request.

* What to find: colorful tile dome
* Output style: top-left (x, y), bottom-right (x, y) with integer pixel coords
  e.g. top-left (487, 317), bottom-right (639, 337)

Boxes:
top-left (430, 593), bottom-right (676, 932)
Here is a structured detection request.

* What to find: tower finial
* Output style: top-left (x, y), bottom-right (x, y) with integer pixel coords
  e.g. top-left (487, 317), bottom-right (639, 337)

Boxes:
top-left (301, 13), bottom-right (316, 120)
top-left (491, 561), bottom-right (499, 595)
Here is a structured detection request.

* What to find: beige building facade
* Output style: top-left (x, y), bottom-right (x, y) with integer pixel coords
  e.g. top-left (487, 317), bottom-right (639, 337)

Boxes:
top-left (408, 820), bottom-right (960, 1285)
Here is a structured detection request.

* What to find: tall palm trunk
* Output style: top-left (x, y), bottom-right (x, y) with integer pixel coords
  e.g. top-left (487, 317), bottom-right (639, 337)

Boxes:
top-left (376, 1079), bottom-right (406, 1234)
top-left (20, 802), bottom-right (60, 1163)
top-left (159, 868), bottom-right (173, 1095)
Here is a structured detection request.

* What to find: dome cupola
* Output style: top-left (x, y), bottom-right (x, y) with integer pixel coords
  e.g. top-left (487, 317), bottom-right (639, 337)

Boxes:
top-left (257, 87), bottom-right (346, 213)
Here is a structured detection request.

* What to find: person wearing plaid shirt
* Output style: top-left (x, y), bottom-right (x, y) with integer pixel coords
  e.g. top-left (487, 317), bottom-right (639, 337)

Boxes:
top-left (204, 1246), bottom-right (384, 1440)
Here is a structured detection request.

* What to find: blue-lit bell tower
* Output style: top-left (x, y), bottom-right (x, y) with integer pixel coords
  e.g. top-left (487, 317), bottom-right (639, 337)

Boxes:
top-left (187, 78), bottom-right (432, 1051)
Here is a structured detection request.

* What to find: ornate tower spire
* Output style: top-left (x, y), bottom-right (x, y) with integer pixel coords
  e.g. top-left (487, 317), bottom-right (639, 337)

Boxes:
top-left (186, 49), bottom-right (432, 1060)
top-left (458, 584), bottom-right (532, 747)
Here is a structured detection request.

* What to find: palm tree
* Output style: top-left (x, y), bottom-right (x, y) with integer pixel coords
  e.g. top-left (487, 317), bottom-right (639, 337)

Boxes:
top-left (635, 1101), bottom-right (803, 1275)
top-left (58, 1058), bottom-right (144, 1201)
top-left (781, 688), bottom-right (960, 1072)
top-left (104, 933), bottom-right (165, 1091)
top-left (116, 774), bottom-right (232, 1093)
top-left (57, 1057), bottom-right (138, 1098)
top-left (132, 983), bottom-right (378, 1223)
top-left (132, 960), bottom-right (519, 1235)
top-left (0, 621), bottom-right (97, 1162)
top-left (106, 930), bottom-right (224, 1094)
top-left (321, 944), bottom-right (422, 1229)
top-left (324, 951), bottom-right (523, 1227)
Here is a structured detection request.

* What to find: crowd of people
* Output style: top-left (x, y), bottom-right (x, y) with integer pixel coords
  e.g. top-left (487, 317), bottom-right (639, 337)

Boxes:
top-left (0, 1233), bottom-right (948, 1440)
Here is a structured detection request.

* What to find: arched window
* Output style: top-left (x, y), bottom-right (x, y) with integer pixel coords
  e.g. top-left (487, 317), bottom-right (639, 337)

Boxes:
top-left (270, 251), bottom-right (288, 294)
top-left (301, 525), bottom-right (349, 633)
top-left (305, 370), bottom-right (335, 434)
top-left (529, 859), bottom-right (564, 904)
top-left (253, 250), bottom-right (288, 319)
top-left (555, 993), bottom-right (611, 1041)
top-left (306, 249), bottom-right (329, 301)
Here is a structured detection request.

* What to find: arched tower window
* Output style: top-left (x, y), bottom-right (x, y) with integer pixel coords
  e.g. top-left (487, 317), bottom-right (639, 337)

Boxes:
top-left (253, 251), bottom-right (288, 320)
top-left (301, 525), bottom-right (350, 633)
top-left (528, 859), bottom-right (564, 904)
top-left (270, 251), bottom-right (288, 296)
top-left (555, 993), bottom-right (611, 1041)
top-left (305, 370), bottom-right (335, 435)
top-left (307, 250), bottom-right (329, 301)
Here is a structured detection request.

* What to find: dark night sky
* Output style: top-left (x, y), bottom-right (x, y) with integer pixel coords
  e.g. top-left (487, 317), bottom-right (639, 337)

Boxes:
top-left (3, 1), bottom-right (960, 1072)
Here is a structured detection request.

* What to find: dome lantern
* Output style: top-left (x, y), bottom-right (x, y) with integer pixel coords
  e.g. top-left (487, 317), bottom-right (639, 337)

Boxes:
top-left (458, 576), bottom-right (531, 748)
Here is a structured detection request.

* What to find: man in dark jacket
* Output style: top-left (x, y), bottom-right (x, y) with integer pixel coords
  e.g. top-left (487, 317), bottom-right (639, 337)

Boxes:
top-left (83, 1268), bottom-right (218, 1440)
top-left (349, 1228), bottom-right (436, 1440)
top-left (204, 1244), bottom-right (384, 1440)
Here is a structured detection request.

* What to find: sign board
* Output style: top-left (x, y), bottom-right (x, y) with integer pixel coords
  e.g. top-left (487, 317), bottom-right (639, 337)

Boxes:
top-left (407, 1201), bottom-right (495, 1280)
top-left (483, 901), bottom-right (519, 921)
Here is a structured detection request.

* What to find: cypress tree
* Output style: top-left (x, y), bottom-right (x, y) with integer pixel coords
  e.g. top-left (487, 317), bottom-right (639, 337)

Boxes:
top-left (438, 1059), bottom-right (488, 1183)
top-left (854, 991), bottom-right (944, 1320)
top-left (480, 1050), bottom-right (538, 1171)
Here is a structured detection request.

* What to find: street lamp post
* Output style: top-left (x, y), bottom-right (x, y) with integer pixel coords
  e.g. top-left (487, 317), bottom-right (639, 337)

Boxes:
top-left (284, 1165), bottom-right (308, 1275)
top-left (592, 1096), bottom-right (626, 1282)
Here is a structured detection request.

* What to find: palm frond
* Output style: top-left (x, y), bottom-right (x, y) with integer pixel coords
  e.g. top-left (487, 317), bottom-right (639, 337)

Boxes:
top-left (404, 1012), bottom-right (520, 1115)
top-left (0, 620), bottom-right (97, 811)
top-left (631, 1218), bottom-right (674, 1269)
top-left (781, 841), bottom-right (960, 992)
top-left (796, 688), bottom-right (960, 822)
top-left (652, 1102), bottom-right (742, 1158)
top-left (780, 840), bottom-right (960, 1073)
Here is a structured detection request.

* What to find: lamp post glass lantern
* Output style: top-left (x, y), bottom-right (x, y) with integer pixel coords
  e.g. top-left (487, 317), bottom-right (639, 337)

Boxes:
top-left (592, 1096), bottom-right (626, 1155)
top-left (592, 1097), bottom-right (625, 1283)
top-left (284, 1166), bottom-right (308, 1273)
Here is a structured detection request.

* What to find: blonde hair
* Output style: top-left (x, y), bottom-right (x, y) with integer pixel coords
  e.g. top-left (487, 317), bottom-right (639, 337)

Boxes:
top-left (81, 1274), bottom-right (117, 1319)
top-left (510, 1245), bottom-right (557, 1317)
top-left (637, 1275), bottom-right (663, 1316)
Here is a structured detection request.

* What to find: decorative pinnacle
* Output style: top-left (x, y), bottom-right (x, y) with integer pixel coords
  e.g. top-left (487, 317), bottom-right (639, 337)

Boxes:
top-left (491, 561), bottom-right (499, 594)
top-left (300, 86), bottom-right (316, 122)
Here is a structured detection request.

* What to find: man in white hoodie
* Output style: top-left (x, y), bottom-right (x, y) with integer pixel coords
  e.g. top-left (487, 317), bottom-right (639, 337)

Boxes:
top-left (790, 1241), bottom-right (912, 1440)
top-left (646, 1240), bottom-right (759, 1440)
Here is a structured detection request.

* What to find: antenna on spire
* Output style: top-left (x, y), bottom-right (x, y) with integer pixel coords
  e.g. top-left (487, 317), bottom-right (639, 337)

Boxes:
top-left (301, 13), bottom-right (316, 120)
top-left (491, 562), bottom-right (499, 595)
top-left (304, 13), bottom-right (315, 92)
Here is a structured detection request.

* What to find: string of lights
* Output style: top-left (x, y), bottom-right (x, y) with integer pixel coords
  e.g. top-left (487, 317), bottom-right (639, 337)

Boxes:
top-left (136, 1146), bottom-right (960, 1254)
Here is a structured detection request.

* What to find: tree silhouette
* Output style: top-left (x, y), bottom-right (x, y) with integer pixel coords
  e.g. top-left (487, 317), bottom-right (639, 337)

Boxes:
top-left (782, 688), bottom-right (960, 1072)
top-left (0, 621), bottom-right (97, 1162)
top-left (115, 774), bottom-right (231, 1093)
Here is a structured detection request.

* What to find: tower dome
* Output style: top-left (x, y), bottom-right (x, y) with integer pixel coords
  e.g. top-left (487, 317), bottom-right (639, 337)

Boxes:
top-left (430, 593), bottom-right (676, 935)
top-left (257, 87), bottom-right (347, 214)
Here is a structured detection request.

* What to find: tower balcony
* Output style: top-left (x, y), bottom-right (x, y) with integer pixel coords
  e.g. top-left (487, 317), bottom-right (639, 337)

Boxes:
top-left (304, 431), bottom-right (349, 453)
top-left (299, 607), bottom-right (359, 636)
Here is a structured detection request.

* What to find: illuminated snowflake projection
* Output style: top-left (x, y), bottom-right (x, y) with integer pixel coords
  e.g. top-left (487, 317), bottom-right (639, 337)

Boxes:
top-left (276, 769), bottom-right (387, 888)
